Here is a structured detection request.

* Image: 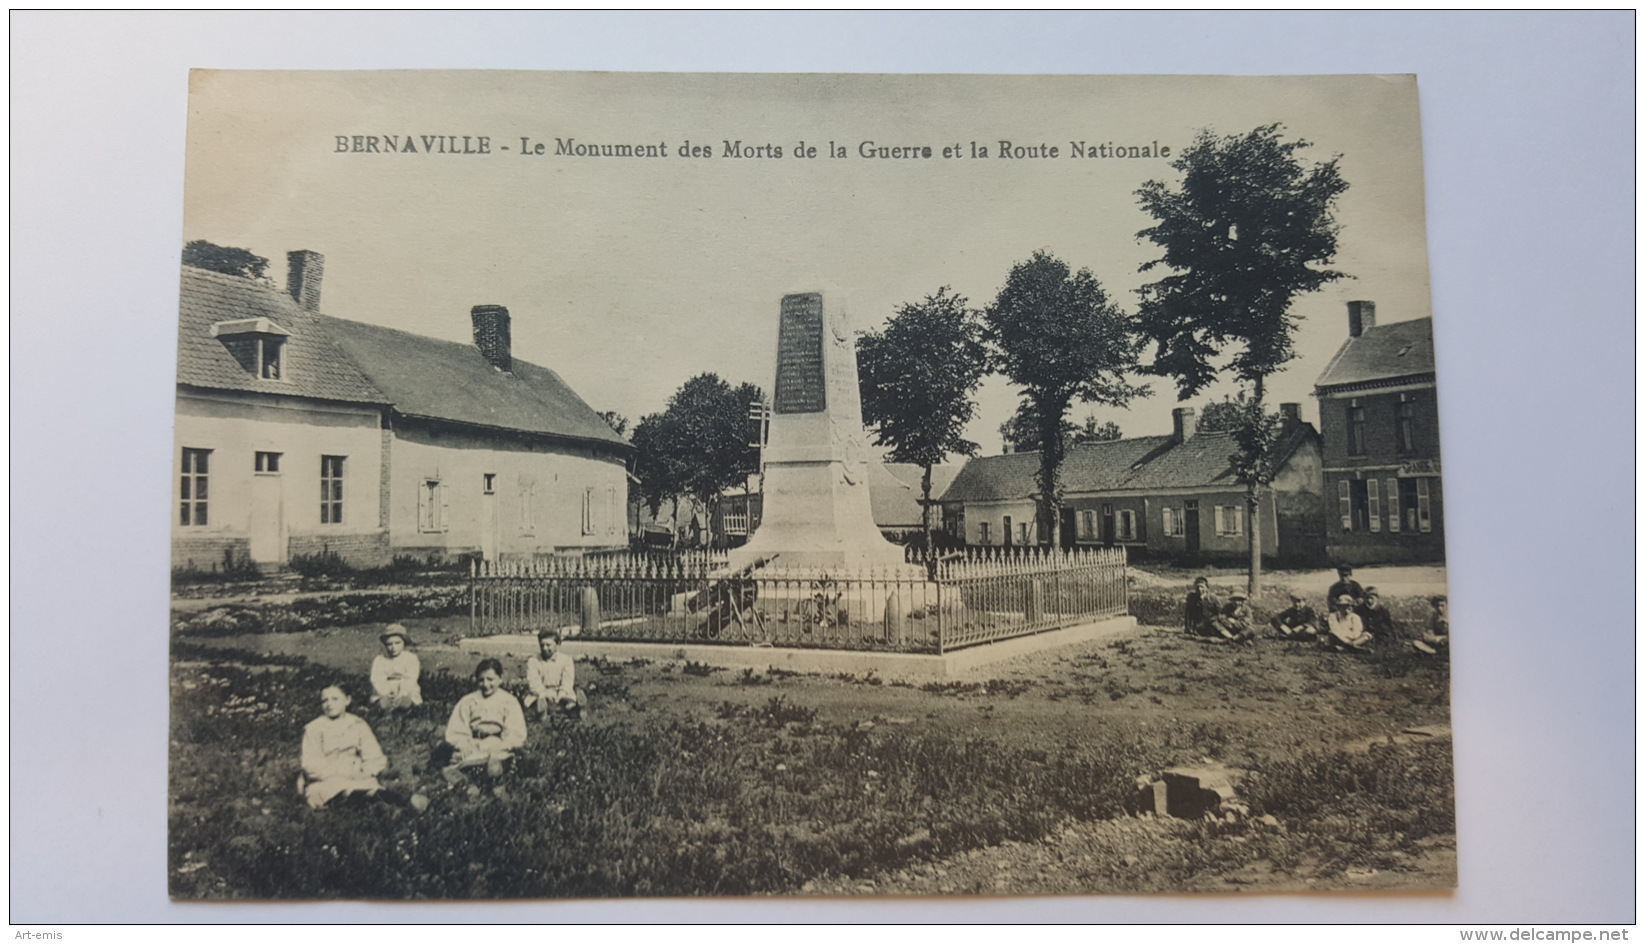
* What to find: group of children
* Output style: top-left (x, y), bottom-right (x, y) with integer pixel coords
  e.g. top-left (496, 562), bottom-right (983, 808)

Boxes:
top-left (1183, 564), bottom-right (1450, 655)
top-left (297, 624), bottom-right (583, 811)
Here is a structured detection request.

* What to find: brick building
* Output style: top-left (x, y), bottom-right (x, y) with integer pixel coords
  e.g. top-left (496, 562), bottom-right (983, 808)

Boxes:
top-left (936, 406), bottom-right (1325, 565)
top-left (1312, 301), bottom-right (1444, 564)
top-left (172, 251), bottom-right (631, 571)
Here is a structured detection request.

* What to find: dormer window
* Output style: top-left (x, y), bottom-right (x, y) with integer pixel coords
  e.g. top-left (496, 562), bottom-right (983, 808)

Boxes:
top-left (211, 317), bottom-right (291, 381)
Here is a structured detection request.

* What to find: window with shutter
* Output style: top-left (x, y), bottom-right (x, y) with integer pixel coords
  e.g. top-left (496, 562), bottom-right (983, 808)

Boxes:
top-left (1367, 479), bottom-right (1381, 532)
top-left (419, 479), bottom-right (447, 533)
top-left (519, 481), bottom-right (536, 536)
top-left (1385, 478), bottom-right (1400, 532)
top-left (1417, 478), bottom-right (1432, 532)
top-left (1338, 479), bottom-right (1352, 531)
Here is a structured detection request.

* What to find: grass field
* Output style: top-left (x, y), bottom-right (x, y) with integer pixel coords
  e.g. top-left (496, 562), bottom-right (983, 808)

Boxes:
top-left (169, 573), bottom-right (1453, 899)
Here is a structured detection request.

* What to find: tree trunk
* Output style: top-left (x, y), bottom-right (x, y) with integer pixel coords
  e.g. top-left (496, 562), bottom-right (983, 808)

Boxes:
top-left (1248, 483), bottom-right (1262, 596)
top-left (1037, 397), bottom-right (1070, 550)
top-left (921, 463), bottom-right (936, 579)
top-left (1248, 376), bottom-right (1265, 595)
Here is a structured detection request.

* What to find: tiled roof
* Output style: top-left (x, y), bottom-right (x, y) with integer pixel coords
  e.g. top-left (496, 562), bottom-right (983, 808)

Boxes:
top-left (177, 265), bottom-right (628, 451)
top-left (176, 266), bottom-right (388, 405)
top-left (938, 424), bottom-right (1317, 503)
top-left (1313, 318), bottom-right (1435, 390)
top-left (872, 462), bottom-right (962, 527)
top-left (316, 314), bottom-right (629, 450)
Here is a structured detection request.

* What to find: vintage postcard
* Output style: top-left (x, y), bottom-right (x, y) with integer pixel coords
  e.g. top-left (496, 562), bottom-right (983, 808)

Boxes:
top-left (170, 71), bottom-right (1453, 899)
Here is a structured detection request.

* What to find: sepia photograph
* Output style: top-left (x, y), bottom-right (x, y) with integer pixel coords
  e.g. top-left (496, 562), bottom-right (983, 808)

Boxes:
top-left (11, 10), bottom-right (1638, 929)
top-left (165, 70), bottom-right (1458, 900)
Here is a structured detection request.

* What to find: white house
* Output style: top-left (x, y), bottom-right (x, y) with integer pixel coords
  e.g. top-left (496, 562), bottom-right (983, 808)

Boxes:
top-left (172, 250), bottom-right (631, 571)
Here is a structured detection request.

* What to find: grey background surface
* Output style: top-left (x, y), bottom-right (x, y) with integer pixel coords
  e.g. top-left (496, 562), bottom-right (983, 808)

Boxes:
top-left (10, 11), bottom-right (1634, 924)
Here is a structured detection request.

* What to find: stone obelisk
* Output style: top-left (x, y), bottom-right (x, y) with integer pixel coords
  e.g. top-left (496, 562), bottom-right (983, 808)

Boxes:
top-left (729, 292), bottom-right (909, 571)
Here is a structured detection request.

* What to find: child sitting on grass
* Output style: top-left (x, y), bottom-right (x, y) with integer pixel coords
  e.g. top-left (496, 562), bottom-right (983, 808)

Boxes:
top-left (440, 658), bottom-right (527, 797)
top-left (524, 627), bottom-right (584, 721)
top-left (370, 625), bottom-right (422, 710)
top-left (1211, 589), bottom-right (1257, 644)
top-left (1413, 595), bottom-right (1449, 655)
top-left (1270, 592), bottom-right (1320, 640)
top-left (1183, 576), bottom-right (1219, 636)
top-left (1356, 588), bottom-right (1398, 645)
top-left (1325, 593), bottom-right (1374, 651)
top-left (299, 684), bottom-right (427, 812)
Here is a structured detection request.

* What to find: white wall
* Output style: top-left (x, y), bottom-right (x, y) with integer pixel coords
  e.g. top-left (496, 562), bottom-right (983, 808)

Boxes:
top-left (389, 431), bottom-right (628, 556)
top-left (172, 393), bottom-right (384, 557)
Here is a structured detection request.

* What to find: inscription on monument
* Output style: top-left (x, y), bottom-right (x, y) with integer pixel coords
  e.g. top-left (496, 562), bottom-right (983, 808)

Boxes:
top-left (773, 292), bottom-right (827, 414)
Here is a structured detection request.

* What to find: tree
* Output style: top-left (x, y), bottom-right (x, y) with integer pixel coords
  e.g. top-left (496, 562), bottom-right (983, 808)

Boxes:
top-left (1074, 416), bottom-right (1124, 444)
top-left (985, 251), bottom-right (1147, 548)
top-left (1135, 123), bottom-right (1349, 591)
top-left (998, 402), bottom-right (1120, 453)
top-left (857, 286), bottom-right (989, 563)
top-left (182, 240), bottom-right (270, 281)
top-left (631, 374), bottom-right (764, 547)
top-left (597, 411), bottom-right (629, 437)
top-left (630, 411), bottom-right (689, 538)
top-left (1195, 392), bottom-right (1267, 434)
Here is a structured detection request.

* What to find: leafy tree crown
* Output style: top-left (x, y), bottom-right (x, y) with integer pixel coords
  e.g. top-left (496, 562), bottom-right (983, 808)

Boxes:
top-left (1135, 124), bottom-right (1349, 399)
top-left (182, 240), bottom-right (270, 281)
top-left (857, 286), bottom-right (989, 469)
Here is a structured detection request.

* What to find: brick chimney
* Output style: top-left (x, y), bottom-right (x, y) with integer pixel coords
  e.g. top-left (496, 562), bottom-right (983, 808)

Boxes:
top-left (471, 305), bottom-right (512, 372)
top-left (1279, 402), bottom-right (1302, 427)
top-left (1347, 300), bottom-right (1376, 338)
top-left (1172, 407), bottom-right (1196, 443)
top-left (286, 250), bottom-right (324, 311)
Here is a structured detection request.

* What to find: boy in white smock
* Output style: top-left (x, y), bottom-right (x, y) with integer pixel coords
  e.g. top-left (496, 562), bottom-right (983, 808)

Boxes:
top-left (370, 625), bottom-right (422, 710)
top-left (524, 627), bottom-right (582, 720)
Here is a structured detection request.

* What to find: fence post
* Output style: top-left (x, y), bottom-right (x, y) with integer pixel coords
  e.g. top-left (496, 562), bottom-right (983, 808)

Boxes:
top-left (580, 585), bottom-right (601, 637)
top-left (884, 585), bottom-right (905, 647)
top-left (936, 578), bottom-right (945, 656)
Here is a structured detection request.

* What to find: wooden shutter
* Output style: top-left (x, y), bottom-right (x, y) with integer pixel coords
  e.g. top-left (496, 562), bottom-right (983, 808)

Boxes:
top-left (1386, 478), bottom-right (1400, 532)
top-left (439, 481), bottom-right (450, 532)
top-left (1367, 479), bottom-right (1381, 532)
top-left (1417, 478), bottom-right (1432, 532)
top-left (1338, 480), bottom-right (1352, 531)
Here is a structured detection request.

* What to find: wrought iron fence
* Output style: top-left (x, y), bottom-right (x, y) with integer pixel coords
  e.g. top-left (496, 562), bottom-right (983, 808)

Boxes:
top-left (469, 546), bottom-right (1126, 654)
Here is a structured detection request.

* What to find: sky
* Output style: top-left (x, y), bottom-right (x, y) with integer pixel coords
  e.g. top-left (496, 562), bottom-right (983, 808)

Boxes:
top-left (183, 70), bottom-right (1435, 452)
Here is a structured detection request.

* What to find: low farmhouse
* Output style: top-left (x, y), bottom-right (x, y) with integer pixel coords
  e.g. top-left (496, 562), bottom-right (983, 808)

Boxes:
top-left (172, 251), bottom-right (630, 571)
top-left (1313, 301), bottom-right (1444, 564)
top-left (937, 406), bottom-right (1325, 565)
